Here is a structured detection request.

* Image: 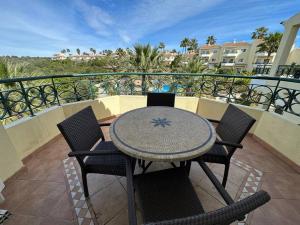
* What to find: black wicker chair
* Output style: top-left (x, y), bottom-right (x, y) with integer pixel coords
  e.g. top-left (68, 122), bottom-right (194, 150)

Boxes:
top-left (147, 92), bottom-right (175, 107)
top-left (193, 104), bottom-right (256, 187)
top-left (131, 167), bottom-right (270, 225)
top-left (57, 106), bottom-right (135, 198)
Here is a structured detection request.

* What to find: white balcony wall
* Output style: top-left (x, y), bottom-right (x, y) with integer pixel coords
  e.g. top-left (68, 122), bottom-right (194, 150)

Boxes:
top-left (1, 95), bottom-right (299, 181)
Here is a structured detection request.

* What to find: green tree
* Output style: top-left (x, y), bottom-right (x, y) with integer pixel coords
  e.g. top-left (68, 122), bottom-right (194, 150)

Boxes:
top-left (130, 44), bottom-right (161, 72)
top-left (103, 49), bottom-right (113, 55)
top-left (188, 38), bottom-right (198, 52)
top-left (61, 49), bottom-right (66, 54)
top-left (180, 38), bottom-right (190, 53)
top-left (90, 48), bottom-right (96, 55)
top-left (256, 32), bottom-right (283, 58)
top-left (251, 27), bottom-right (268, 39)
top-left (0, 60), bottom-right (9, 79)
top-left (66, 49), bottom-right (70, 54)
top-left (116, 48), bottom-right (126, 57)
top-left (76, 48), bottom-right (81, 55)
top-left (170, 55), bottom-right (183, 72)
top-left (158, 42), bottom-right (165, 51)
top-left (182, 57), bottom-right (205, 73)
top-left (206, 36), bottom-right (216, 45)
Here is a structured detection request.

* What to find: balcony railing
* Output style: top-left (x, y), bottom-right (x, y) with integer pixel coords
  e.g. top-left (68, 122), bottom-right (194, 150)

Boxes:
top-left (254, 64), bottom-right (272, 74)
top-left (276, 65), bottom-right (300, 79)
top-left (221, 62), bottom-right (235, 66)
top-left (0, 73), bottom-right (299, 123)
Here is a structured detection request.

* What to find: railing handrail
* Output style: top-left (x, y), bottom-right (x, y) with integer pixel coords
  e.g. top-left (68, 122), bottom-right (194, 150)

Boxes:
top-left (1, 72), bottom-right (300, 84)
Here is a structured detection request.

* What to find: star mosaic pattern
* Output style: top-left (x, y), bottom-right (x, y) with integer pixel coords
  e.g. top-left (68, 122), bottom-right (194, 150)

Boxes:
top-left (151, 118), bottom-right (171, 127)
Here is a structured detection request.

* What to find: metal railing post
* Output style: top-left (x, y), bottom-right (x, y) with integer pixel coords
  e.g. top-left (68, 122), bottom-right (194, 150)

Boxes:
top-left (51, 78), bottom-right (60, 105)
top-left (266, 79), bottom-right (281, 111)
top-left (0, 91), bottom-right (12, 118)
top-left (227, 77), bottom-right (235, 103)
top-left (141, 74), bottom-right (146, 95)
top-left (19, 81), bottom-right (35, 117)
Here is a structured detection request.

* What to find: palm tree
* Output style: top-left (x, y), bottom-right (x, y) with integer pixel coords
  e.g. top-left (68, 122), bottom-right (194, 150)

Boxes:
top-left (183, 57), bottom-right (205, 73)
top-left (116, 48), bottom-right (126, 57)
top-left (206, 36), bottom-right (216, 45)
top-left (256, 32), bottom-right (283, 58)
top-left (66, 49), bottom-right (70, 53)
top-left (188, 38), bottom-right (198, 52)
top-left (61, 49), bottom-right (66, 54)
top-left (158, 42), bottom-right (165, 51)
top-left (76, 48), bottom-right (81, 55)
top-left (251, 27), bottom-right (268, 39)
top-left (90, 48), bottom-right (96, 55)
top-left (0, 60), bottom-right (9, 80)
top-left (131, 44), bottom-right (162, 94)
top-left (257, 32), bottom-right (283, 72)
top-left (180, 38), bottom-right (190, 53)
top-left (0, 59), bottom-right (25, 86)
top-left (131, 44), bottom-right (161, 72)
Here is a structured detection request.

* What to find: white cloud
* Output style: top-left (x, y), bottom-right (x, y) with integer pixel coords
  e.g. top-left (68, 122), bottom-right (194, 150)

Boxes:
top-left (74, 0), bottom-right (114, 36)
top-left (118, 0), bottom-right (224, 42)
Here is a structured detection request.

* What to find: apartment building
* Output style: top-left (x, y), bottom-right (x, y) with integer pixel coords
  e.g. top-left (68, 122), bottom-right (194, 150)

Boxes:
top-left (199, 39), bottom-right (279, 72)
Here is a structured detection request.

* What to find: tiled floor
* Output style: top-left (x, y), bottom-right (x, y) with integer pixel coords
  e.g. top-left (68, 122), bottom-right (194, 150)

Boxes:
top-left (1, 120), bottom-right (299, 225)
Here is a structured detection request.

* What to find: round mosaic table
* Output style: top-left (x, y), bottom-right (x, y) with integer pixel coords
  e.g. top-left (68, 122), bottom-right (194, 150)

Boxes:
top-left (110, 106), bottom-right (216, 162)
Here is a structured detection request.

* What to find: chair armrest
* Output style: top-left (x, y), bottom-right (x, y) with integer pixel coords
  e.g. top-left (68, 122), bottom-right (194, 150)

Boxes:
top-left (99, 122), bottom-right (111, 127)
top-left (145, 190), bottom-right (270, 225)
top-left (215, 140), bottom-right (243, 149)
top-left (68, 150), bottom-right (122, 157)
top-left (207, 119), bottom-right (220, 123)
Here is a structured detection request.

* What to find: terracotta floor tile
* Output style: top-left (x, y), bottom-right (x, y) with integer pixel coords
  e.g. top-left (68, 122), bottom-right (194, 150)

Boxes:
top-left (89, 180), bottom-right (127, 223)
top-left (261, 172), bottom-right (300, 200)
top-left (250, 198), bottom-right (300, 225)
top-left (38, 217), bottom-right (75, 225)
top-left (0, 180), bottom-right (42, 212)
top-left (2, 123), bottom-right (299, 225)
top-left (87, 173), bottom-right (117, 196)
top-left (198, 172), bottom-right (240, 204)
top-left (3, 214), bottom-right (42, 225)
top-left (194, 186), bottom-right (225, 212)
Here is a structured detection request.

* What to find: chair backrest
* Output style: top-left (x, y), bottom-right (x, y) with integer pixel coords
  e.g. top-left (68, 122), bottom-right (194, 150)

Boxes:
top-left (144, 190), bottom-right (270, 225)
top-left (147, 92), bottom-right (175, 107)
top-left (57, 106), bottom-right (103, 152)
top-left (216, 104), bottom-right (256, 156)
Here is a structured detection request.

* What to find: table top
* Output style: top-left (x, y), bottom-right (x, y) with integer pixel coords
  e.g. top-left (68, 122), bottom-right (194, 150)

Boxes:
top-left (110, 106), bottom-right (216, 162)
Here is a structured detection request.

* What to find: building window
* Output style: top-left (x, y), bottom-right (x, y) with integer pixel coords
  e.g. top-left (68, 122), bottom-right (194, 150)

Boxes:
top-left (229, 59), bottom-right (234, 63)
top-left (239, 59), bottom-right (244, 63)
top-left (241, 49), bottom-right (247, 52)
top-left (224, 49), bottom-right (237, 54)
top-left (212, 58), bottom-right (216, 62)
top-left (201, 50), bottom-right (209, 54)
top-left (213, 50), bottom-right (218, 53)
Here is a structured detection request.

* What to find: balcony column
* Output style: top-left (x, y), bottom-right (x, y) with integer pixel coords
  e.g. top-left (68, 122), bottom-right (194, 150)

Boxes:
top-left (270, 13), bottom-right (300, 76)
top-left (0, 123), bottom-right (23, 183)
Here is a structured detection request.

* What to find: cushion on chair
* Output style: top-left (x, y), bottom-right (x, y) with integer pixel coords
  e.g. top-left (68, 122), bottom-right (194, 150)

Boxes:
top-left (134, 168), bottom-right (204, 224)
top-left (84, 141), bottom-right (128, 176)
top-left (201, 143), bottom-right (228, 164)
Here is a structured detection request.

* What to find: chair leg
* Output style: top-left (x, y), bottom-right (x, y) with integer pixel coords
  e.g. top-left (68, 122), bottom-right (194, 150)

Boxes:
top-left (222, 163), bottom-right (230, 187)
top-left (82, 170), bottom-right (89, 197)
top-left (142, 161), bottom-right (153, 174)
top-left (186, 161), bottom-right (192, 175)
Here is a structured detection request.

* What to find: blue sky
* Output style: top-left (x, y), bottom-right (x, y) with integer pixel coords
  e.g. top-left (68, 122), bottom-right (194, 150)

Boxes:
top-left (1, 0), bottom-right (300, 56)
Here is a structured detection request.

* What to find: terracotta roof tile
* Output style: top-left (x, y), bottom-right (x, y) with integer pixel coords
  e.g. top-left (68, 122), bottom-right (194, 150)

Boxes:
top-left (223, 42), bottom-right (250, 47)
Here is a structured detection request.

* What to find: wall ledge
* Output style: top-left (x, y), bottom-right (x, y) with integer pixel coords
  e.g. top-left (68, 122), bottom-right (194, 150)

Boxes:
top-left (252, 134), bottom-right (300, 173)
